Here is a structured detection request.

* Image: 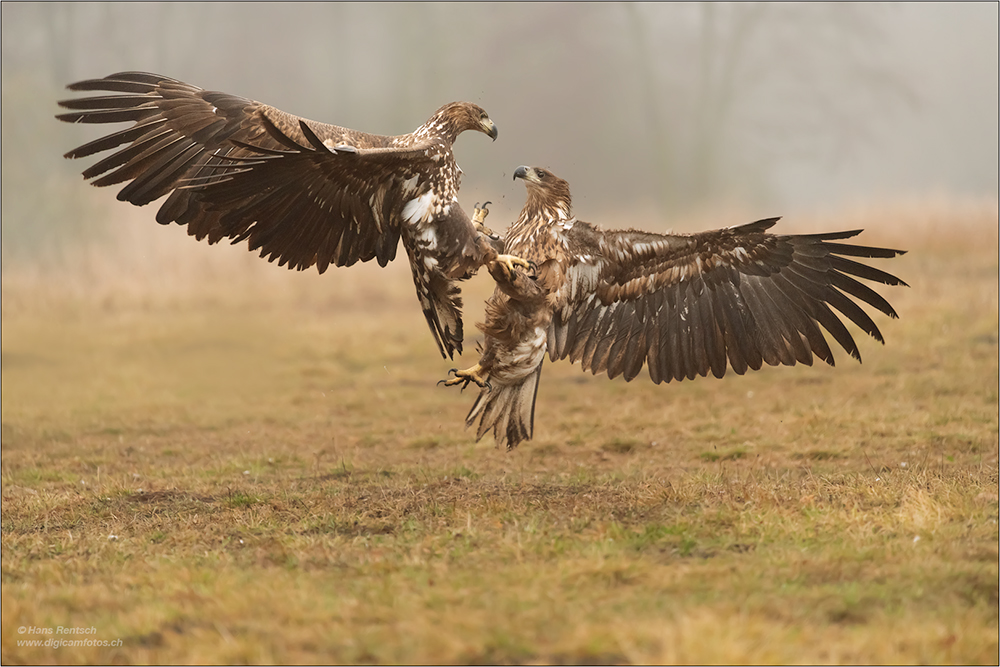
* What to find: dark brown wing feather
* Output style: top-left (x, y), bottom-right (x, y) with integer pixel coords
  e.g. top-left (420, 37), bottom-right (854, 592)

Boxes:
top-left (549, 217), bottom-right (908, 383)
top-left (58, 72), bottom-right (487, 360)
top-left (57, 71), bottom-right (439, 272)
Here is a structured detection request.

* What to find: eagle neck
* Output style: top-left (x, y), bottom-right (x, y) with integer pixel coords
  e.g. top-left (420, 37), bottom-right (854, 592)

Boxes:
top-left (413, 112), bottom-right (461, 145)
top-left (507, 193), bottom-right (574, 252)
top-left (521, 189), bottom-right (573, 227)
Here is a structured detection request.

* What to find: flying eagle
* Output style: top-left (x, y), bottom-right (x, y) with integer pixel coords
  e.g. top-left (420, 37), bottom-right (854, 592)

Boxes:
top-left (443, 166), bottom-right (908, 450)
top-left (57, 71), bottom-right (529, 359)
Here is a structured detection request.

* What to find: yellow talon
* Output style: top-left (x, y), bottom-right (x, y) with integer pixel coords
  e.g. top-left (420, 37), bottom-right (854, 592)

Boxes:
top-left (438, 364), bottom-right (492, 392)
top-left (494, 254), bottom-right (535, 281)
top-left (472, 201), bottom-right (492, 225)
top-left (473, 201), bottom-right (499, 238)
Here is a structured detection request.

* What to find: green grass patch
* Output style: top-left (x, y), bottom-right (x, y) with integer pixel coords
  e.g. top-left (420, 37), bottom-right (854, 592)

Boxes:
top-left (601, 437), bottom-right (644, 454)
top-left (699, 446), bottom-right (747, 462)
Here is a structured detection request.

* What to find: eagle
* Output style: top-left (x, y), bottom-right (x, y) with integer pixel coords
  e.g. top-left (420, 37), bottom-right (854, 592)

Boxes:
top-left (57, 71), bottom-right (529, 359)
top-left (442, 166), bottom-right (908, 450)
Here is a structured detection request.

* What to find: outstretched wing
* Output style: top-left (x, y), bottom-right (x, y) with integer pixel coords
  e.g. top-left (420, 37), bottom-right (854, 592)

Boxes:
top-left (546, 217), bottom-right (908, 383)
top-left (57, 71), bottom-right (440, 273)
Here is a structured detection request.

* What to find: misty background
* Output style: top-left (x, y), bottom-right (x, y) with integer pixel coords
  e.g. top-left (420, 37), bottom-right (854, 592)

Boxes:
top-left (2, 2), bottom-right (997, 264)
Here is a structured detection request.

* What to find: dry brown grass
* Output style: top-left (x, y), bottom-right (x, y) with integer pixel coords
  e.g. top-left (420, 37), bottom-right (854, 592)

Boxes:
top-left (2, 198), bottom-right (997, 664)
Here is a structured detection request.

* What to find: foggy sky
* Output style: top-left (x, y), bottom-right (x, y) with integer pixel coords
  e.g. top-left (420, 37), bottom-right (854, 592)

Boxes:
top-left (2, 2), bottom-right (996, 258)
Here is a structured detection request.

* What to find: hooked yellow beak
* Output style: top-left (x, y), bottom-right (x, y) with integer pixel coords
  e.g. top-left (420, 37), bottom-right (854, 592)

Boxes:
top-left (481, 117), bottom-right (498, 141)
top-left (513, 165), bottom-right (537, 182)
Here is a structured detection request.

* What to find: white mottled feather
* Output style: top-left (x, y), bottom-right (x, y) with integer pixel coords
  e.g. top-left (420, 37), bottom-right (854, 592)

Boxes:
top-left (402, 191), bottom-right (435, 224)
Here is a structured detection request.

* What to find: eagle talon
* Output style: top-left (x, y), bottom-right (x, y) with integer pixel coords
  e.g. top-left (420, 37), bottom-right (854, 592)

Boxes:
top-left (472, 201), bottom-right (492, 225)
top-left (437, 368), bottom-right (461, 387)
top-left (439, 364), bottom-right (491, 391)
top-left (494, 253), bottom-right (534, 281)
top-left (473, 202), bottom-right (498, 238)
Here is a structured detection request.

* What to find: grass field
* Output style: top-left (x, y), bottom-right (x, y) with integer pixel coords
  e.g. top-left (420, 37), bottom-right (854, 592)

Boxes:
top-left (2, 199), bottom-right (998, 664)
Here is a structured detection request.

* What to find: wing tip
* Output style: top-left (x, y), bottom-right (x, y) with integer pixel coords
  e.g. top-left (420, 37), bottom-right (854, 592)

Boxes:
top-left (732, 216), bottom-right (782, 233)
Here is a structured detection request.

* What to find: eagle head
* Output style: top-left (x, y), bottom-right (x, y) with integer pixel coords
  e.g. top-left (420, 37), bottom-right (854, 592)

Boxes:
top-left (427, 102), bottom-right (498, 142)
top-left (513, 165), bottom-right (573, 221)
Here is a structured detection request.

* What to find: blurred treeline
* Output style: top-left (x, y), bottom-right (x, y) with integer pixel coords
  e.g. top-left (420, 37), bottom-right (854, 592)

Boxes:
top-left (2, 3), bottom-right (997, 262)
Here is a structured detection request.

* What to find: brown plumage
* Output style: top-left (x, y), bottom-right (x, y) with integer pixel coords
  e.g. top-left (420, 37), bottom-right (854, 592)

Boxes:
top-left (57, 71), bottom-right (507, 359)
top-left (448, 166), bottom-right (908, 450)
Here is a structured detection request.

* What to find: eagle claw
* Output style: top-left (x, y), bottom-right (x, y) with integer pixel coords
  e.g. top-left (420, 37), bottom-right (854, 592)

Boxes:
top-left (473, 202), bottom-right (498, 238)
top-left (472, 201), bottom-right (492, 225)
top-left (439, 365), bottom-right (492, 392)
top-left (493, 254), bottom-right (536, 281)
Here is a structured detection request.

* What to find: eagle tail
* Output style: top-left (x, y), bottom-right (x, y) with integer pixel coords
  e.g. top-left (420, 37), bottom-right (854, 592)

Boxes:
top-left (466, 362), bottom-right (542, 450)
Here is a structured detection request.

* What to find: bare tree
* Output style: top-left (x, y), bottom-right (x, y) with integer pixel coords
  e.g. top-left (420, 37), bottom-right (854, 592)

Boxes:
top-left (624, 3), bottom-right (917, 212)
